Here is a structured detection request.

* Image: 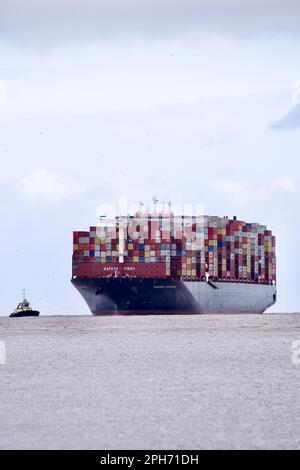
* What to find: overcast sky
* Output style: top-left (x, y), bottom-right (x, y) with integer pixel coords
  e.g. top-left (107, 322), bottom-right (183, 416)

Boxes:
top-left (0, 1), bottom-right (299, 314)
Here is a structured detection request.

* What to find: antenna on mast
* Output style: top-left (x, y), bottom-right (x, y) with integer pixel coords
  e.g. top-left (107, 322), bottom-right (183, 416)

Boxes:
top-left (22, 288), bottom-right (26, 300)
top-left (139, 201), bottom-right (144, 213)
top-left (152, 196), bottom-right (159, 213)
top-left (160, 200), bottom-right (172, 214)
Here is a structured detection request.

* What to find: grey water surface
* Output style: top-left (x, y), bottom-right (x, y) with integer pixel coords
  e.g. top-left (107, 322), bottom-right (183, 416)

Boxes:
top-left (0, 314), bottom-right (299, 449)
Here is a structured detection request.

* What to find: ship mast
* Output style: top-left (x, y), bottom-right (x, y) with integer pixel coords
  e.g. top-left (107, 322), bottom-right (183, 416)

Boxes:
top-left (152, 196), bottom-right (159, 213)
top-left (139, 201), bottom-right (144, 213)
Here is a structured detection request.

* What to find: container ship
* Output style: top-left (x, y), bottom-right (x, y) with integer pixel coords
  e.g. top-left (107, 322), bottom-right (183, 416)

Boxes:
top-left (72, 210), bottom-right (277, 315)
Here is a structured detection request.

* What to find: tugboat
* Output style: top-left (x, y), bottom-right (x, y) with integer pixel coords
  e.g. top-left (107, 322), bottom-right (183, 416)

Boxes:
top-left (10, 290), bottom-right (40, 318)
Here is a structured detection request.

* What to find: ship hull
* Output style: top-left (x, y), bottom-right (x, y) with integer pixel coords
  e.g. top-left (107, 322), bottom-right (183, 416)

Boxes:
top-left (72, 278), bottom-right (277, 315)
top-left (9, 310), bottom-right (40, 318)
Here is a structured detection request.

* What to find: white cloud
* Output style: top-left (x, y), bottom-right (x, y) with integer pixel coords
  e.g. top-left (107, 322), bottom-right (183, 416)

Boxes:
top-left (210, 176), bottom-right (298, 209)
top-left (275, 177), bottom-right (297, 193)
top-left (19, 169), bottom-right (85, 204)
top-left (0, 81), bottom-right (6, 105)
top-left (209, 177), bottom-right (270, 208)
top-left (271, 102), bottom-right (300, 130)
top-left (291, 80), bottom-right (300, 106)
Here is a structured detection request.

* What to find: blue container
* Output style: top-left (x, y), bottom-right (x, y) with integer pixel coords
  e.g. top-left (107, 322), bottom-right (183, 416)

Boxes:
top-left (208, 246), bottom-right (217, 252)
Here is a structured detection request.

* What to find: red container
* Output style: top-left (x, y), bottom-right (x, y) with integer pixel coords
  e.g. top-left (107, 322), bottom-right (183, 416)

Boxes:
top-left (74, 262), bottom-right (166, 279)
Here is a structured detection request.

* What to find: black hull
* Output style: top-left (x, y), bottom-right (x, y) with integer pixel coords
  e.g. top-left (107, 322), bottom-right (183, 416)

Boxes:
top-left (72, 277), bottom-right (198, 315)
top-left (72, 277), bottom-right (276, 315)
top-left (9, 311), bottom-right (40, 318)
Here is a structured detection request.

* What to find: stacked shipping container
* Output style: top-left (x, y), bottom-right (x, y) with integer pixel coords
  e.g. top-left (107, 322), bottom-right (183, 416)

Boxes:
top-left (73, 214), bottom-right (276, 284)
